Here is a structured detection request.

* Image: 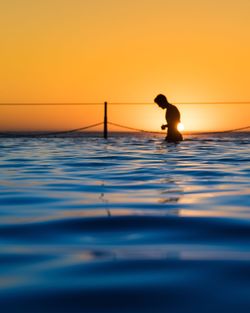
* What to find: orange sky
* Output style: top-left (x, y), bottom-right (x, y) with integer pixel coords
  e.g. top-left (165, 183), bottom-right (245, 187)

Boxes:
top-left (0, 0), bottom-right (249, 132)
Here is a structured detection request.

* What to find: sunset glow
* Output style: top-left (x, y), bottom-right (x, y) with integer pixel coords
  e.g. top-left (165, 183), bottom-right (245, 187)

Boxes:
top-left (0, 1), bottom-right (249, 132)
top-left (177, 123), bottom-right (185, 132)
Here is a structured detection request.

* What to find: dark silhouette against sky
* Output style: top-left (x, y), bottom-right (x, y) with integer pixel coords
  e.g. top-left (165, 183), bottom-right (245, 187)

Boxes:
top-left (154, 94), bottom-right (183, 142)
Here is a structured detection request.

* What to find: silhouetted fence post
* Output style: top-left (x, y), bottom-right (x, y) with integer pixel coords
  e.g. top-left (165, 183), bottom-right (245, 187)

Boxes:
top-left (104, 101), bottom-right (108, 139)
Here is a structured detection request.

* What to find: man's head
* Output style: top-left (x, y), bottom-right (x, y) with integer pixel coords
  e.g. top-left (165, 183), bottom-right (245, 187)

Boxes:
top-left (154, 94), bottom-right (170, 109)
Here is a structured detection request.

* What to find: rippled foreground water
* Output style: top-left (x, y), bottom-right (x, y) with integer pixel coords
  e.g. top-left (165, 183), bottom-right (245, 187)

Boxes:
top-left (0, 133), bottom-right (249, 313)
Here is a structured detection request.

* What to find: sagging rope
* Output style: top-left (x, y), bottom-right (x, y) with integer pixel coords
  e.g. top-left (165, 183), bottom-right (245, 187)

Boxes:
top-left (40, 122), bottom-right (103, 136)
top-left (197, 125), bottom-right (250, 135)
top-left (0, 121), bottom-right (249, 138)
top-left (108, 122), bottom-right (250, 135)
top-left (108, 122), bottom-right (163, 134)
top-left (0, 122), bottom-right (103, 137)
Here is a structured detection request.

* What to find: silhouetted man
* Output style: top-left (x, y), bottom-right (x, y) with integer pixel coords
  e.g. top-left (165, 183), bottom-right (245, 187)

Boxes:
top-left (154, 94), bottom-right (183, 142)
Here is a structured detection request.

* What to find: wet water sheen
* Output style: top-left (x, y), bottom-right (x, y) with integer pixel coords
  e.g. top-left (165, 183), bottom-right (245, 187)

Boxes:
top-left (0, 133), bottom-right (249, 313)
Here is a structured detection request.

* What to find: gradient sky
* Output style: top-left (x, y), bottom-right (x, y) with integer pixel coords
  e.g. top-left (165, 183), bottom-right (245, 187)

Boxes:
top-left (0, 0), bottom-right (249, 131)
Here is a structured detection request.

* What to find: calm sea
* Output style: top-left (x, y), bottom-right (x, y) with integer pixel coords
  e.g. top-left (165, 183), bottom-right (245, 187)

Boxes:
top-left (0, 132), bottom-right (249, 313)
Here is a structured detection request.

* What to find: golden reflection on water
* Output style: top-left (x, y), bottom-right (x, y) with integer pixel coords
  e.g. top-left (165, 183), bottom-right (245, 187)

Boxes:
top-left (179, 210), bottom-right (230, 218)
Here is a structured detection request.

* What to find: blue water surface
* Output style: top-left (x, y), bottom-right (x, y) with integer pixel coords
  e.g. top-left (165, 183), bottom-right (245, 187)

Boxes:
top-left (0, 132), bottom-right (249, 313)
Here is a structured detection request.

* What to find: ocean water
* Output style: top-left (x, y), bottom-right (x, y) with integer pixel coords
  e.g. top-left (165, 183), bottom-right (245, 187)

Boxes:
top-left (0, 132), bottom-right (249, 313)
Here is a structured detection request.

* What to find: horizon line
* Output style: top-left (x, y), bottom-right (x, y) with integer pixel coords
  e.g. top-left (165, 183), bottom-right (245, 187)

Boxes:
top-left (0, 129), bottom-right (249, 134)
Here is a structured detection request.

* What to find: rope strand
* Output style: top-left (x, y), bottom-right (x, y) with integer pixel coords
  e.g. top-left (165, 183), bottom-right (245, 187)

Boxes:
top-left (108, 122), bottom-right (163, 134)
top-left (108, 122), bottom-right (250, 135)
top-left (198, 126), bottom-right (250, 135)
top-left (0, 121), bottom-right (249, 137)
top-left (1, 101), bottom-right (250, 106)
top-left (0, 122), bottom-right (103, 137)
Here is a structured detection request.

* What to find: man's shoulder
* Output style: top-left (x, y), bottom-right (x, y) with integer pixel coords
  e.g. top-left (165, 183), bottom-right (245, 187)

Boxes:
top-left (169, 104), bottom-right (179, 112)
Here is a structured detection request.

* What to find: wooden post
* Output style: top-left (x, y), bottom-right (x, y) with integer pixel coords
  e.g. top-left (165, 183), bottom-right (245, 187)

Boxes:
top-left (104, 101), bottom-right (108, 139)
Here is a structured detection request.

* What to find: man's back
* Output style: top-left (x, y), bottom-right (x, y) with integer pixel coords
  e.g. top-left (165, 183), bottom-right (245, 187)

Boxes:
top-left (166, 104), bottom-right (181, 127)
top-left (165, 104), bottom-right (183, 142)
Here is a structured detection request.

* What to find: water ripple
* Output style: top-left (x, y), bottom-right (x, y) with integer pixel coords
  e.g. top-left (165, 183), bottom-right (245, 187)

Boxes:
top-left (0, 133), bottom-right (250, 312)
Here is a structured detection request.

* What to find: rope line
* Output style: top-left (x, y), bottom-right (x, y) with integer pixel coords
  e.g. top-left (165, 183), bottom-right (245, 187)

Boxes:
top-left (0, 122), bottom-right (103, 137)
top-left (107, 102), bottom-right (250, 105)
top-left (42, 122), bottom-right (103, 136)
top-left (0, 121), bottom-right (249, 138)
top-left (198, 125), bottom-right (250, 135)
top-left (109, 122), bottom-right (250, 135)
top-left (218, 125), bottom-right (250, 133)
top-left (0, 103), bottom-right (103, 106)
top-left (108, 122), bottom-right (163, 134)
top-left (1, 101), bottom-right (250, 106)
